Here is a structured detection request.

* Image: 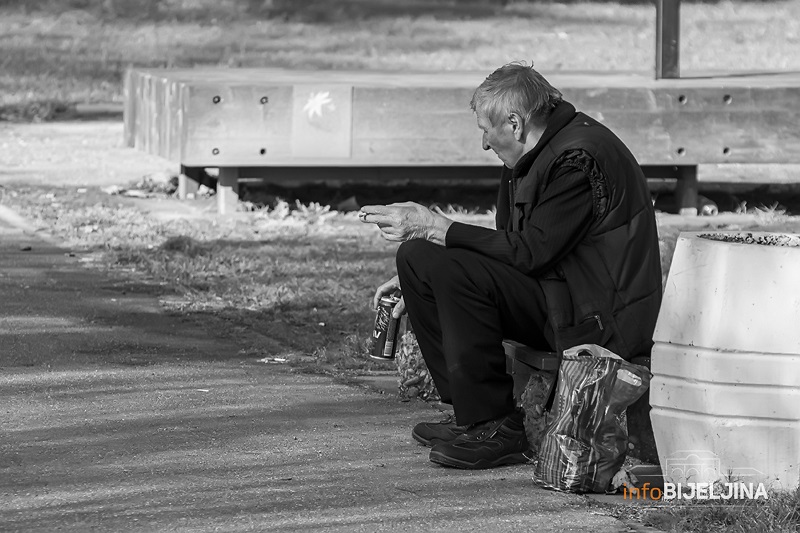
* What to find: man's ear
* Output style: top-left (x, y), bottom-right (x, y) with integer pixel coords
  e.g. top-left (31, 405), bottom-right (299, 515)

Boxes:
top-left (508, 113), bottom-right (525, 141)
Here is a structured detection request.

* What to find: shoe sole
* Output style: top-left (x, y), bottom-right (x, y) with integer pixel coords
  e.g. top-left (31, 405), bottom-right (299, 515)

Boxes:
top-left (429, 449), bottom-right (534, 469)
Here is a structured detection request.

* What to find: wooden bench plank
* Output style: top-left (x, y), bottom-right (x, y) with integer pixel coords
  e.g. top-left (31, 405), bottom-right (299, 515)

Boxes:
top-left (125, 69), bottom-right (800, 168)
top-left (503, 340), bottom-right (558, 409)
top-left (124, 68), bottom-right (800, 213)
top-left (502, 340), bottom-right (559, 372)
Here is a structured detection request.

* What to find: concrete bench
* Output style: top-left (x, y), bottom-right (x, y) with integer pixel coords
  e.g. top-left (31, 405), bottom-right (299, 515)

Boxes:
top-left (124, 68), bottom-right (800, 215)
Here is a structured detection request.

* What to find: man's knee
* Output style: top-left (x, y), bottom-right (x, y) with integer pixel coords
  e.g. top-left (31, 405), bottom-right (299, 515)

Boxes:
top-left (396, 242), bottom-right (484, 292)
top-left (430, 249), bottom-right (483, 288)
top-left (396, 239), bottom-right (441, 273)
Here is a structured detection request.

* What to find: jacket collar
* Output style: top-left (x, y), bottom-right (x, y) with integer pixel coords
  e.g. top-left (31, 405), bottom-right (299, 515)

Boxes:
top-left (511, 101), bottom-right (578, 180)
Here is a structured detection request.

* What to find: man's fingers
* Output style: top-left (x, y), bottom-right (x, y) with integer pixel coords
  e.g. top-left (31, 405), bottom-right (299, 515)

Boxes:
top-left (379, 227), bottom-right (407, 242)
top-left (367, 214), bottom-right (396, 226)
top-left (359, 212), bottom-right (400, 227)
top-left (372, 277), bottom-right (400, 308)
top-left (392, 297), bottom-right (406, 318)
top-left (373, 282), bottom-right (393, 308)
top-left (360, 205), bottom-right (399, 217)
top-left (387, 201), bottom-right (420, 209)
top-left (360, 204), bottom-right (417, 222)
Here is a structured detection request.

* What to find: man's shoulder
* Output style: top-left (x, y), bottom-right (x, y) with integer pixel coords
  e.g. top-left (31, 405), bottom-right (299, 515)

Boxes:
top-left (551, 111), bottom-right (624, 150)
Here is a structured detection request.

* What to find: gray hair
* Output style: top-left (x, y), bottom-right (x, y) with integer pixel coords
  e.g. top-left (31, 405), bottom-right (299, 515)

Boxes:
top-left (470, 62), bottom-right (563, 127)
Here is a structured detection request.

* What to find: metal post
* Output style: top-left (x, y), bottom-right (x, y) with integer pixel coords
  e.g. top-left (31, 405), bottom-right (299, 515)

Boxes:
top-left (656, 0), bottom-right (680, 79)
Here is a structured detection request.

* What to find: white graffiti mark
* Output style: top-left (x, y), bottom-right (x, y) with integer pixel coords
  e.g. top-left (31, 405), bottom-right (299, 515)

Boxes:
top-left (303, 91), bottom-right (334, 119)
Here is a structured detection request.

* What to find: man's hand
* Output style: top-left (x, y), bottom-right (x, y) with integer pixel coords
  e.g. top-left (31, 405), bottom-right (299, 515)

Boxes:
top-left (372, 275), bottom-right (405, 319)
top-left (359, 202), bottom-right (453, 246)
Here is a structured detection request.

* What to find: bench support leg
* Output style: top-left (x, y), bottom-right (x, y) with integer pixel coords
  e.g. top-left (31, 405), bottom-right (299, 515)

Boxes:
top-left (674, 165), bottom-right (698, 216)
top-left (217, 167), bottom-right (240, 215)
top-left (178, 165), bottom-right (201, 200)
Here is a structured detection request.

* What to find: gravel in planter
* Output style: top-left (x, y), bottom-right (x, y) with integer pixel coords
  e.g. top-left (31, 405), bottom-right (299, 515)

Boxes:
top-left (699, 232), bottom-right (800, 246)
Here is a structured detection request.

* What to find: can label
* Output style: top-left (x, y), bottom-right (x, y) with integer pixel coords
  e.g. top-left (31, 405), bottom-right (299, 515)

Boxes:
top-left (370, 295), bottom-right (400, 361)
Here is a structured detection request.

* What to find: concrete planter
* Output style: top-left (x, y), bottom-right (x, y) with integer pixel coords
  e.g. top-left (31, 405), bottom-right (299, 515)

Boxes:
top-left (650, 231), bottom-right (800, 491)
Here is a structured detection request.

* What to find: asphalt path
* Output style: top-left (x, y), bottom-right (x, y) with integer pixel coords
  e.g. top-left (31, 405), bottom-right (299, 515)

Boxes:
top-left (0, 160), bottom-right (634, 531)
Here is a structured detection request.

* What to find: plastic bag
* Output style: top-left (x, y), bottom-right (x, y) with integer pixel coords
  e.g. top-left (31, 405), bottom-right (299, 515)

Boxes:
top-left (534, 344), bottom-right (652, 493)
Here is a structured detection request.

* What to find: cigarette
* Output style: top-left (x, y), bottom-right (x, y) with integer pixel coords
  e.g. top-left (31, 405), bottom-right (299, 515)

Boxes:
top-left (358, 211), bottom-right (367, 221)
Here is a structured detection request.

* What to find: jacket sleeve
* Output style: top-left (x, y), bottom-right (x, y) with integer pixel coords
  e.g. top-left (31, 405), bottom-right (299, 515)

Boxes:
top-left (445, 165), bottom-right (594, 276)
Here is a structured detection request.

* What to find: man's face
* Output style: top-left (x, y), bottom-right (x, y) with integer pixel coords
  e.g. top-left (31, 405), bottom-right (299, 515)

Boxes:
top-left (476, 110), bottom-right (524, 168)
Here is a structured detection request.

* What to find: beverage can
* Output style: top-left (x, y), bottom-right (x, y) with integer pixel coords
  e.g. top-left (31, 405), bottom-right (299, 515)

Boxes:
top-left (370, 295), bottom-right (401, 361)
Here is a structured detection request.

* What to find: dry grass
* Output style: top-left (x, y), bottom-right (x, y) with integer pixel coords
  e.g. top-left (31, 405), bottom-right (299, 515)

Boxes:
top-left (4, 184), bottom-right (799, 370)
top-left (1, 0), bottom-right (799, 116)
top-left (0, 185), bottom-right (401, 370)
top-left (642, 487), bottom-right (800, 533)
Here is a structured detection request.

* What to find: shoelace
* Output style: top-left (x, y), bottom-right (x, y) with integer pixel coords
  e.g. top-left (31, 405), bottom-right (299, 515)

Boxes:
top-left (464, 411), bottom-right (524, 440)
top-left (463, 419), bottom-right (500, 440)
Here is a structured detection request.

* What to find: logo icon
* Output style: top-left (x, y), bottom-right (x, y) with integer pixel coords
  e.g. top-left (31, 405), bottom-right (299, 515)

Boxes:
top-left (302, 91), bottom-right (335, 120)
top-left (665, 450), bottom-right (721, 483)
top-left (664, 449), bottom-right (766, 484)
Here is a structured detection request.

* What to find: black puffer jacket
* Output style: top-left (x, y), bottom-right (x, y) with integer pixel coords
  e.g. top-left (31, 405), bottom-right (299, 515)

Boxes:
top-left (504, 102), bottom-right (662, 359)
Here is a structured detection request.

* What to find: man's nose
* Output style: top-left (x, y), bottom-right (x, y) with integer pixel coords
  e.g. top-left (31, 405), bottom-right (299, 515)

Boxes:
top-left (482, 134), bottom-right (490, 151)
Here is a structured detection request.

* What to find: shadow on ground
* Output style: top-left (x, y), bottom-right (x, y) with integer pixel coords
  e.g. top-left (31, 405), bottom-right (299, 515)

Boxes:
top-left (0, 236), bottom-right (238, 367)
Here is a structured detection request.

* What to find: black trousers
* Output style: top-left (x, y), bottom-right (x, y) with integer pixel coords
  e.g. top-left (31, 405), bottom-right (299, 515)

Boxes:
top-left (396, 239), bottom-right (551, 426)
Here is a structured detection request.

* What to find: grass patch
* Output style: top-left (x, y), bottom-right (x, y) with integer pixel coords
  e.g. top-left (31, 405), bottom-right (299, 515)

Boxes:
top-left (4, 183), bottom-right (800, 373)
top-left (2, 0), bottom-right (800, 117)
top-left (0, 185), bottom-right (403, 372)
top-left (641, 487), bottom-right (800, 532)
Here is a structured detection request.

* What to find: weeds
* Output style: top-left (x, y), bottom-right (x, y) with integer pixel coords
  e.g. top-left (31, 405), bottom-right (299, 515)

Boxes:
top-left (642, 487), bottom-right (800, 533)
top-left (753, 203), bottom-right (789, 225)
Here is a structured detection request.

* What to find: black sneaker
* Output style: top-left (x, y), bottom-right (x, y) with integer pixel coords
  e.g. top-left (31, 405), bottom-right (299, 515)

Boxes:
top-left (428, 409), bottom-right (533, 469)
top-left (412, 413), bottom-right (469, 447)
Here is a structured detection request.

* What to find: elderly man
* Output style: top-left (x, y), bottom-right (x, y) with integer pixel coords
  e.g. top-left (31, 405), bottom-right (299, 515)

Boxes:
top-left (360, 62), bottom-right (662, 470)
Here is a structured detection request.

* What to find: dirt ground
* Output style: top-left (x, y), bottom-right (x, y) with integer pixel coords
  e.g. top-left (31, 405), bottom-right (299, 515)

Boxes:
top-left (0, 122), bottom-right (647, 532)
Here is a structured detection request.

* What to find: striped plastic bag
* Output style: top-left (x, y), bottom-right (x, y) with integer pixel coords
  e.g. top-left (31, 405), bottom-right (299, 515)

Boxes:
top-left (534, 344), bottom-right (652, 493)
